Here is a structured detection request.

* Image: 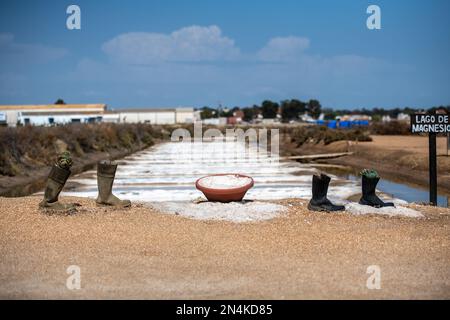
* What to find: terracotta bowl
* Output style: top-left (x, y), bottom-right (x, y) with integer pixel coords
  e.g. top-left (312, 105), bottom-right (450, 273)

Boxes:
top-left (195, 173), bottom-right (254, 202)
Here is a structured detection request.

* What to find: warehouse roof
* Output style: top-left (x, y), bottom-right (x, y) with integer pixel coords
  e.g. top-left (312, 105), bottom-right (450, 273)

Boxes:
top-left (0, 104), bottom-right (106, 110)
top-left (108, 107), bottom-right (194, 113)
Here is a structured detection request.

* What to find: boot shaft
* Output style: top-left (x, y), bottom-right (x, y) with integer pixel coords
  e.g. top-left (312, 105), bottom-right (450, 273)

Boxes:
top-left (49, 165), bottom-right (71, 184)
top-left (43, 165), bottom-right (71, 203)
top-left (361, 175), bottom-right (379, 196)
top-left (311, 175), bottom-right (321, 200)
top-left (319, 174), bottom-right (331, 198)
top-left (97, 161), bottom-right (117, 178)
top-left (96, 161), bottom-right (117, 201)
top-left (311, 174), bottom-right (331, 200)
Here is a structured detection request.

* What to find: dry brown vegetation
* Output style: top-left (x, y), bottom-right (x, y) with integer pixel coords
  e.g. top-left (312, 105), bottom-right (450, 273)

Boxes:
top-left (369, 120), bottom-right (411, 135)
top-left (288, 125), bottom-right (372, 147)
top-left (0, 123), bottom-right (171, 177)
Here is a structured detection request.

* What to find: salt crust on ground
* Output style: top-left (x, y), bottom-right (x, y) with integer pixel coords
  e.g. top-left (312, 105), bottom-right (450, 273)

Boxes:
top-left (344, 202), bottom-right (424, 218)
top-left (150, 199), bottom-right (423, 223)
top-left (150, 201), bottom-right (287, 223)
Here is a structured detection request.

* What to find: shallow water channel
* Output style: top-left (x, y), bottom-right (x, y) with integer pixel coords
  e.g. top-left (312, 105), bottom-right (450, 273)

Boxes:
top-left (62, 141), bottom-right (449, 208)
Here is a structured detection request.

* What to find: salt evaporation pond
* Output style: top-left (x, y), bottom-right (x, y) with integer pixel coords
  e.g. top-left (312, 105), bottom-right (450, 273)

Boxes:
top-left (62, 140), bottom-right (374, 203)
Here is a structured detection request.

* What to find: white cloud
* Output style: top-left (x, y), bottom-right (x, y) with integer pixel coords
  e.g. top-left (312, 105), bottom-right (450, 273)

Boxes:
top-left (0, 32), bottom-right (68, 64)
top-left (68, 28), bottom-right (396, 107)
top-left (101, 25), bottom-right (240, 64)
top-left (257, 36), bottom-right (310, 62)
top-left (71, 50), bottom-right (392, 108)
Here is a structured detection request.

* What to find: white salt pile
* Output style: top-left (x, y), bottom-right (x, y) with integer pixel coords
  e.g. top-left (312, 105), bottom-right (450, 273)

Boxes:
top-left (344, 202), bottom-right (423, 218)
top-left (150, 201), bottom-right (286, 223)
top-left (198, 174), bottom-right (252, 189)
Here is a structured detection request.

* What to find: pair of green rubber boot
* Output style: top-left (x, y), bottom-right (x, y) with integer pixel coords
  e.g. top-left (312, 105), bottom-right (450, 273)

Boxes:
top-left (39, 155), bottom-right (130, 212)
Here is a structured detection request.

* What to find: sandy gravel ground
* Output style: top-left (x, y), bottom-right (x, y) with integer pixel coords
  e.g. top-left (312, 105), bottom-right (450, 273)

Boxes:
top-left (1, 196), bottom-right (449, 299)
top-left (368, 135), bottom-right (449, 155)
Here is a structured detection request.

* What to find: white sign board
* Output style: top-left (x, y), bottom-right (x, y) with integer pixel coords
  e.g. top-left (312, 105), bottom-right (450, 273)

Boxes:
top-left (410, 113), bottom-right (450, 133)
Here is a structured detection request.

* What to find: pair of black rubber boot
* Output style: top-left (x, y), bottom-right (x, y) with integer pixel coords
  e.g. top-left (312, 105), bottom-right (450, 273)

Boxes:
top-left (308, 173), bottom-right (394, 212)
top-left (39, 160), bottom-right (131, 212)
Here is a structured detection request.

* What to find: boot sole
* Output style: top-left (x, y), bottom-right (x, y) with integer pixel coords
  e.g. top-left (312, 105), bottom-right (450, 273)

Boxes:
top-left (308, 203), bottom-right (346, 212)
top-left (307, 203), bottom-right (330, 212)
top-left (96, 203), bottom-right (131, 208)
top-left (359, 199), bottom-right (395, 208)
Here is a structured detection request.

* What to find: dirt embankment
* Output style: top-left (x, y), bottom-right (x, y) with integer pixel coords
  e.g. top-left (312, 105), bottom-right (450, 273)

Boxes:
top-left (282, 135), bottom-right (450, 193)
top-left (0, 123), bottom-right (173, 197)
top-left (0, 196), bottom-right (449, 299)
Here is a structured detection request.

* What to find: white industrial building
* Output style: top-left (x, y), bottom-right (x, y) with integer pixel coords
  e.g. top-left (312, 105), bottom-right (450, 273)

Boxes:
top-left (0, 104), bottom-right (107, 127)
top-left (108, 108), bottom-right (195, 124)
top-left (202, 117), bottom-right (228, 125)
top-left (0, 104), bottom-right (196, 126)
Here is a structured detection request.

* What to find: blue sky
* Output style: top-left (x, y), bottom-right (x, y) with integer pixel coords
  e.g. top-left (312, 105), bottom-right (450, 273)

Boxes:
top-left (0, 0), bottom-right (449, 109)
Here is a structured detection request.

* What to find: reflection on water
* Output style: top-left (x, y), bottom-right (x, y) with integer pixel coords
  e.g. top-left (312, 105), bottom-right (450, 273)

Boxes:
top-left (61, 141), bottom-right (448, 207)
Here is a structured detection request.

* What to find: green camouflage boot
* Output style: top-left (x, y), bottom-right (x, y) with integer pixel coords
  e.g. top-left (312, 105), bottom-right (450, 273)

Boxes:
top-left (39, 152), bottom-right (76, 212)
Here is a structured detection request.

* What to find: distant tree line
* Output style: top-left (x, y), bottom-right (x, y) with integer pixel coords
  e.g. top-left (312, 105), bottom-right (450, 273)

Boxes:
top-left (198, 99), bottom-right (450, 122)
top-left (200, 99), bottom-right (323, 121)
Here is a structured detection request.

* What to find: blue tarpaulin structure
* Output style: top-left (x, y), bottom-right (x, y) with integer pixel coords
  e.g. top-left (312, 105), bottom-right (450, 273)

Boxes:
top-left (315, 119), bottom-right (370, 128)
top-left (327, 120), bottom-right (337, 129)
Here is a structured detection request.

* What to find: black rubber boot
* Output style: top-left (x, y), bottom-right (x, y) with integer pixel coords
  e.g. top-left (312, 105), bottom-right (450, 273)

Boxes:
top-left (39, 165), bottom-right (76, 212)
top-left (308, 174), bottom-right (345, 212)
top-left (96, 161), bottom-right (131, 208)
top-left (359, 175), bottom-right (394, 208)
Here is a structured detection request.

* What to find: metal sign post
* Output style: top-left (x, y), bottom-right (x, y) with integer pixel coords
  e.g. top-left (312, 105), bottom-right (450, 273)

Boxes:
top-left (447, 133), bottom-right (450, 157)
top-left (428, 132), bottom-right (437, 205)
top-left (411, 111), bottom-right (450, 206)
